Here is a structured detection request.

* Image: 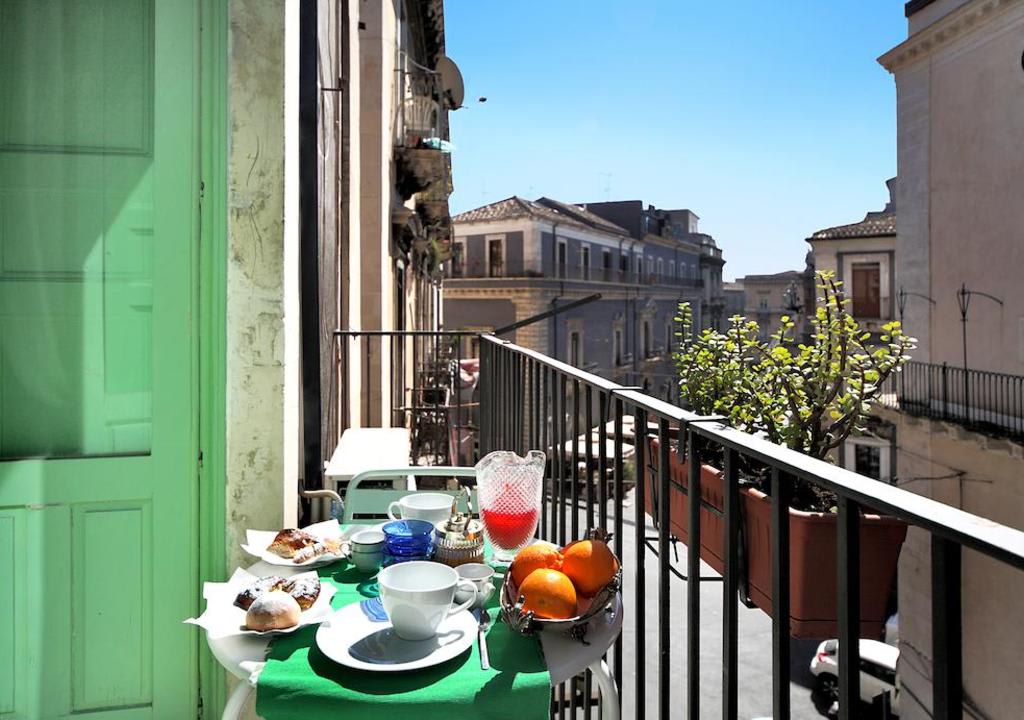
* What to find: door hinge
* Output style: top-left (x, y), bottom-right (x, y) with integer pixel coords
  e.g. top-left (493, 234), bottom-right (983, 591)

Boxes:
top-left (198, 449), bottom-right (204, 471)
top-left (196, 695), bottom-right (204, 720)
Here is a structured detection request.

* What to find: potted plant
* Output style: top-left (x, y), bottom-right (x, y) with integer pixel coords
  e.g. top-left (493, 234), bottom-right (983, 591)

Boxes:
top-left (645, 273), bottom-right (914, 637)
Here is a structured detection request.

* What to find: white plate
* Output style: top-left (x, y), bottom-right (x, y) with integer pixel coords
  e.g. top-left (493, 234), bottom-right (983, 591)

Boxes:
top-left (241, 519), bottom-right (348, 568)
top-left (315, 599), bottom-right (477, 672)
top-left (184, 567), bottom-right (337, 639)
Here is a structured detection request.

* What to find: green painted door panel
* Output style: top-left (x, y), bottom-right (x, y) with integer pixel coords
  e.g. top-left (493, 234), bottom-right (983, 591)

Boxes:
top-left (0, 1), bottom-right (199, 718)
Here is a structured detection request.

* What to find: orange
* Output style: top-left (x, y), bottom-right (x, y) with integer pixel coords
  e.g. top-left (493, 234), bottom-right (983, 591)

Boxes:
top-left (518, 568), bottom-right (578, 620)
top-left (510, 544), bottom-right (563, 588)
top-left (560, 539), bottom-right (619, 596)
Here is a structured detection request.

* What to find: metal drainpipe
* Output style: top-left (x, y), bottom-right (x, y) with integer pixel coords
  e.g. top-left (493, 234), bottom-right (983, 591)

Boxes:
top-left (626, 237), bottom-right (634, 383)
top-left (549, 221), bottom-right (561, 360)
top-left (298, 0), bottom-right (321, 514)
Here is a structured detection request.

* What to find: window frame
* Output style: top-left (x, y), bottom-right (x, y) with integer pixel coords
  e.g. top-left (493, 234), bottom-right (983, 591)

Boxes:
top-left (851, 261), bottom-right (882, 319)
top-left (843, 435), bottom-right (892, 482)
top-left (485, 234), bottom-right (505, 278)
top-left (449, 238), bottom-right (466, 278)
top-left (557, 239), bottom-right (568, 279)
top-left (569, 330), bottom-right (583, 367)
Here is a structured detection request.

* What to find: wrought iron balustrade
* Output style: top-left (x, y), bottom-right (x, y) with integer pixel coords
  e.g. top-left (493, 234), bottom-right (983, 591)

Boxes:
top-left (477, 333), bottom-right (1024, 720)
top-left (882, 359), bottom-right (1024, 440)
top-left (334, 330), bottom-right (477, 465)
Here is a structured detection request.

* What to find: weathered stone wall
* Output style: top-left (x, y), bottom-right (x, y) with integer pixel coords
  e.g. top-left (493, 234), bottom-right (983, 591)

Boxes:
top-left (875, 405), bottom-right (1024, 719)
top-left (881, 4), bottom-right (1024, 715)
top-left (225, 0), bottom-right (291, 573)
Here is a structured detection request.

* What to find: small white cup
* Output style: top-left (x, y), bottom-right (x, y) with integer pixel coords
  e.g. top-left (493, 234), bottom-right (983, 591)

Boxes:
top-left (351, 529), bottom-right (385, 550)
top-left (378, 561), bottom-right (478, 641)
top-left (387, 493), bottom-right (456, 525)
top-left (455, 563), bottom-right (495, 608)
top-left (349, 530), bottom-right (385, 572)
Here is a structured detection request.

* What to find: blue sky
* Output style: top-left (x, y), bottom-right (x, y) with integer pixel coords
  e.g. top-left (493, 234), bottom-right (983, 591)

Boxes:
top-left (444, 1), bottom-right (906, 280)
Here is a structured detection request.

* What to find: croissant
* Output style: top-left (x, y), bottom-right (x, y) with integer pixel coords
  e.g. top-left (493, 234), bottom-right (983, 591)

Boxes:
top-left (266, 528), bottom-right (317, 559)
top-left (292, 538), bottom-right (342, 564)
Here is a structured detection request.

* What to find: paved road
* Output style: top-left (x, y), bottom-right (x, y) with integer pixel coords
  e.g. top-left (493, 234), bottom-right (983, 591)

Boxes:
top-left (563, 490), bottom-right (831, 720)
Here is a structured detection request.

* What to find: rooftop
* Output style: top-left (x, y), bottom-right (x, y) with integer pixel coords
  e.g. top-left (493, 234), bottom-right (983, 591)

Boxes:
top-left (740, 269), bottom-right (804, 283)
top-left (808, 209), bottom-right (897, 241)
top-left (452, 196), bottom-right (629, 238)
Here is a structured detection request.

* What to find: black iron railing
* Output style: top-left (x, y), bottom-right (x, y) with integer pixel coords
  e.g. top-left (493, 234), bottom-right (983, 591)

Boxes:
top-left (478, 334), bottom-right (1024, 719)
top-left (334, 330), bottom-right (477, 465)
top-left (882, 359), bottom-right (1024, 440)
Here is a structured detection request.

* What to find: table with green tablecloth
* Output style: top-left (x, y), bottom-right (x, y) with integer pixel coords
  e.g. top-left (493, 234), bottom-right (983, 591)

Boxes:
top-left (255, 561), bottom-right (551, 720)
top-left (202, 535), bottom-right (622, 720)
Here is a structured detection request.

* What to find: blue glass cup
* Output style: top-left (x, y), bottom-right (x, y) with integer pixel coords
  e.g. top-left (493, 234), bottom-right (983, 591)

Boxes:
top-left (382, 519), bottom-right (434, 563)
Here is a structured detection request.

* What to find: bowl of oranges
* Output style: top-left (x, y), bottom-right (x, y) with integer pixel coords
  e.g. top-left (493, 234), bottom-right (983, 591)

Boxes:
top-left (500, 527), bottom-right (621, 641)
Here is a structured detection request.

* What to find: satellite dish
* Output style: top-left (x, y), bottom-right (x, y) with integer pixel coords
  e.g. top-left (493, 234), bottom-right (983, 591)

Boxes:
top-left (435, 55), bottom-right (465, 110)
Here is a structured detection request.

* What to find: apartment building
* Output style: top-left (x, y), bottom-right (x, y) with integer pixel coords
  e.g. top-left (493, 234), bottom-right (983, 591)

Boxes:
top-left (804, 182), bottom-right (900, 485)
top-left (443, 197), bottom-right (723, 400)
top-left (879, 1), bottom-right (1024, 717)
top-left (807, 179), bottom-right (898, 336)
top-left (735, 270), bottom-right (810, 341)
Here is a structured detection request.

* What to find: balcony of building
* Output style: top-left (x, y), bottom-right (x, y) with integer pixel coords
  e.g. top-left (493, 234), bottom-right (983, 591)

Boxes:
top-left (881, 360), bottom-right (1024, 441)
top-left (394, 64), bottom-right (453, 200)
top-left (319, 330), bottom-right (1024, 719)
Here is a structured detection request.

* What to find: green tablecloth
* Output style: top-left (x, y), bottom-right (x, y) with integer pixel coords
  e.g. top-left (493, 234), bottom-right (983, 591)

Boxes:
top-left (255, 561), bottom-right (551, 720)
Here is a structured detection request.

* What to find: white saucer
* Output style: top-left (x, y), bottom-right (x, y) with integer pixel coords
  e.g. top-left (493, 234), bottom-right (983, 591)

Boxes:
top-left (315, 599), bottom-right (477, 672)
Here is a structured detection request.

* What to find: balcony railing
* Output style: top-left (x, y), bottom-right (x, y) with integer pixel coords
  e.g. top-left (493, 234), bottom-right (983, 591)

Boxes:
top-left (335, 330), bottom-right (476, 465)
top-left (477, 334), bottom-right (1024, 719)
top-left (881, 360), bottom-right (1024, 440)
top-left (551, 265), bottom-right (703, 288)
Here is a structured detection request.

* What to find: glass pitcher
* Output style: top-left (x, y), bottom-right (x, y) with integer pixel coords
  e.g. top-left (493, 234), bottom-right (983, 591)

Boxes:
top-left (475, 450), bottom-right (546, 563)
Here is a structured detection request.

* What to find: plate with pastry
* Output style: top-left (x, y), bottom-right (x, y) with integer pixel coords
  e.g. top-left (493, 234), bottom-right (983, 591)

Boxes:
top-left (184, 567), bottom-right (337, 639)
top-left (241, 519), bottom-right (347, 568)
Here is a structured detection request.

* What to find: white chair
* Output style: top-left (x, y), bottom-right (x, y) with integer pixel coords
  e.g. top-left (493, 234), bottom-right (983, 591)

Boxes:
top-left (342, 466), bottom-right (478, 523)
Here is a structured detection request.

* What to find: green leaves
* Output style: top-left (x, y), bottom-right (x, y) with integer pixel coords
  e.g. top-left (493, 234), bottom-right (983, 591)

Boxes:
top-left (673, 272), bottom-right (916, 461)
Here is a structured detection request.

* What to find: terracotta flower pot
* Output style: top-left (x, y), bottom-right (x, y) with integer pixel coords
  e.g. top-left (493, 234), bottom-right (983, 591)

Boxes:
top-left (645, 436), bottom-right (907, 638)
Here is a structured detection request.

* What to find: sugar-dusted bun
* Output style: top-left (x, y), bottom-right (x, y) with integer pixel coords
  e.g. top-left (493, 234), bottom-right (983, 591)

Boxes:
top-left (283, 575), bottom-right (321, 610)
top-left (245, 590), bottom-right (301, 631)
top-left (234, 575), bottom-right (285, 610)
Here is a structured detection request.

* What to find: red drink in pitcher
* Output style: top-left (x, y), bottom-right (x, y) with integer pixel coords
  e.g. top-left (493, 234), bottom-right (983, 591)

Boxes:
top-left (476, 450), bottom-right (546, 562)
top-left (480, 507), bottom-right (539, 550)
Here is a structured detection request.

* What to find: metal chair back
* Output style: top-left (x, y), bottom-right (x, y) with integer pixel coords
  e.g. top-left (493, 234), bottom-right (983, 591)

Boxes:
top-left (342, 466), bottom-right (478, 523)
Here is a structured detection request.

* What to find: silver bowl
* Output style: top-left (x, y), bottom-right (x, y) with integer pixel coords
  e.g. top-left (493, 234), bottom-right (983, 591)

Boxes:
top-left (499, 527), bottom-right (621, 644)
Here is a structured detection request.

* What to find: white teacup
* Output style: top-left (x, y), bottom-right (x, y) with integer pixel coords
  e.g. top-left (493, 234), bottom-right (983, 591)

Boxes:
top-left (387, 493), bottom-right (455, 525)
top-left (455, 563), bottom-right (495, 608)
top-left (378, 561), bottom-right (477, 641)
top-left (349, 530), bottom-right (385, 573)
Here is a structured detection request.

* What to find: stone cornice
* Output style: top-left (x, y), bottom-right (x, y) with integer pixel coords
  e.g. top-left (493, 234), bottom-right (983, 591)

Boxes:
top-left (878, 0), bottom-right (1023, 72)
top-left (442, 285), bottom-right (691, 302)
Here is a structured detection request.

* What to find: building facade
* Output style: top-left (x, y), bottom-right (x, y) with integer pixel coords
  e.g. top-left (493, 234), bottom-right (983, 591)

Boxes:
top-left (806, 182), bottom-right (901, 484)
top-left (807, 179), bottom-right (898, 336)
top-left (722, 281), bottom-right (747, 325)
top-left (443, 197), bottom-right (724, 401)
top-left (735, 270), bottom-right (809, 341)
top-left (880, 1), bottom-right (1024, 717)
